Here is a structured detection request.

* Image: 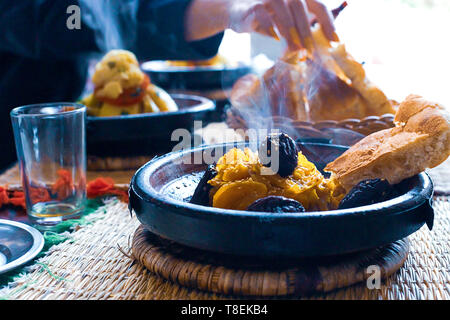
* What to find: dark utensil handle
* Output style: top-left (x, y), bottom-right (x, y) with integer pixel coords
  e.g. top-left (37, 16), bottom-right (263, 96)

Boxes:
top-left (128, 184), bottom-right (139, 218)
top-left (422, 198), bottom-right (434, 231)
top-left (311, 1), bottom-right (347, 26)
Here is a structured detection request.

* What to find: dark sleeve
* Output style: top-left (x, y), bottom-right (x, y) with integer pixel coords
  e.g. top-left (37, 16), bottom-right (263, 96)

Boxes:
top-left (0, 0), bottom-right (223, 60)
top-left (134, 0), bottom-right (224, 61)
top-left (0, 0), bottom-right (99, 59)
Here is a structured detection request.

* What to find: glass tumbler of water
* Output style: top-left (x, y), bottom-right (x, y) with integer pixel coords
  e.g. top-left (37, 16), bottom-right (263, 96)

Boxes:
top-left (10, 103), bottom-right (86, 229)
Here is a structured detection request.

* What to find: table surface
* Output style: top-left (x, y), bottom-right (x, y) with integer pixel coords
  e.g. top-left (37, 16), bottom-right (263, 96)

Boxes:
top-left (0, 128), bottom-right (449, 300)
top-left (1, 192), bottom-right (449, 300)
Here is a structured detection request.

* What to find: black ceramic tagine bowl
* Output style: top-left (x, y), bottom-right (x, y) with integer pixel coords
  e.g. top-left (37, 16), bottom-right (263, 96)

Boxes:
top-left (141, 61), bottom-right (252, 90)
top-left (128, 142), bottom-right (434, 259)
top-left (86, 94), bottom-right (215, 157)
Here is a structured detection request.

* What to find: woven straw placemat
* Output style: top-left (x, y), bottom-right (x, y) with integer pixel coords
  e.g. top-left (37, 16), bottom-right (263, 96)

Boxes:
top-left (131, 226), bottom-right (409, 297)
top-left (1, 196), bottom-right (449, 300)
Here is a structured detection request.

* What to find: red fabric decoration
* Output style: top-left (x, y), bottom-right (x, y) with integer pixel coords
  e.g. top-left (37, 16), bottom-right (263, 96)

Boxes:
top-left (0, 186), bottom-right (9, 207)
top-left (87, 177), bottom-right (129, 203)
top-left (29, 187), bottom-right (52, 204)
top-left (0, 176), bottom-right (128, 210)
top-left (51, 169), bottom-right (74, 200)
top-left (87, 177), bottom-right (115, 197)
top-left (8, 190), bottom-right (26, 208)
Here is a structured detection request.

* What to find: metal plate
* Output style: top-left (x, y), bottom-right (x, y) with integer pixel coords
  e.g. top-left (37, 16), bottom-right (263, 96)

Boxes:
top-left (0, 219), bottom-right (44, 274)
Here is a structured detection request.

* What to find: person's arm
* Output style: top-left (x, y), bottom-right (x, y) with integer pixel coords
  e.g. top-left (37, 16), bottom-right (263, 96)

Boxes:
top-left (0, 0), bottom-right (337, 61)
top-left (134, 0), bottom-right (224, 61)
top-left (137, 0), bottom-right (337, 59)
top-left (0, 0), bottom-right (101, 59)
top-left (0, 0), bottom-right (223, 61)
top-left (185, 0), bottom-right (338, 52)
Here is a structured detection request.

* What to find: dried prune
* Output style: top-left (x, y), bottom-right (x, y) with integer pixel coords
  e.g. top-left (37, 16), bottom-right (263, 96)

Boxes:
top-left (247, 196), bottom-right (305, 213)
top-left (338, 179), bottom-right (398, 209)
top-left (259, 133), bottom-right (298, 177)
top-left (190, 165), bottom-right (217, 206)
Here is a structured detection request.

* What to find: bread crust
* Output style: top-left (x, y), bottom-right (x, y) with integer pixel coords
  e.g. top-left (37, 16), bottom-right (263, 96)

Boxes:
top-left (229, 73), bottom-right (262, 109)
top-left (229, 27), bottom-right (395, 122)
top-left (325, 94), bottom-right (450, 191)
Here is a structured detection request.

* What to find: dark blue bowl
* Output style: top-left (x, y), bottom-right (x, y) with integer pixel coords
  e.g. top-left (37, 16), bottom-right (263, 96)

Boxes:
top-left (129, 142), bottom-right (434, 258)
top-left (141, 61), bottom-right (252, 90)
top-left (86, 94), bottom-right (215, 156)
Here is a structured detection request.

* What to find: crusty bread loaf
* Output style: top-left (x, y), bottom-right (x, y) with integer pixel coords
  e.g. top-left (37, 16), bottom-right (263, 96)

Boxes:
top-left (230, 53), bottom-right (308, 121)
top-left (229, 27), bottom-right (395, 123)
top-left (229, 73), bottom-right (262, 109)
top-left (304, 58), bottom-right (369, 121)
top-left (325, 94), bottom-right (450, 191)
top-left (330, 44), bottom-right (395, 117)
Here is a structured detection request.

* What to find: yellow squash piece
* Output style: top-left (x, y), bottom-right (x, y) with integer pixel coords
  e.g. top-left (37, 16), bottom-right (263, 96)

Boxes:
top-left (209, 148), bottom-right (345, 211)
top-left (97, 102), bottom-right (141, 117)
top-left (147, 84), bottom-right (178, 112)
top-left (212, 180), bottom-right (268, 211)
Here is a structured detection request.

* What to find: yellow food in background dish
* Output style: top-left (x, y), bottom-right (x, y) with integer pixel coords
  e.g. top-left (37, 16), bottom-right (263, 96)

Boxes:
top-left (208, 148), bottom-right (345, 211)
top-left (92, 50), bottom-right (144, 99)
top-left (167, 54), bottom-right (227, 67)
top-left (80, 50), bottom-right (178, 117)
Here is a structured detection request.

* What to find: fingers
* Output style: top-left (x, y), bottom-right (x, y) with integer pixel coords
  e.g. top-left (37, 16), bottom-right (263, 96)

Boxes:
top-left (286, 0), bottom-right (314, 52)
top-left (264, 0), bottom-right (302, 51)
top-left (305, 0), bottom-right (338, 41)
top-left (251, 3), bottom-right (280, 40)
top-left (250, 0), bottom-right (337, 51)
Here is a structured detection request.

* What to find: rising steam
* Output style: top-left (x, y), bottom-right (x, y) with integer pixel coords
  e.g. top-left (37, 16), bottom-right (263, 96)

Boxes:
top-left (79, 0), bottom-right (139, 52)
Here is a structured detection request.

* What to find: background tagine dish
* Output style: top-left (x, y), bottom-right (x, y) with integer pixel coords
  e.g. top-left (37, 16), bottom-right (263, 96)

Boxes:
top-left (81, 50), bottom-right (178, 117)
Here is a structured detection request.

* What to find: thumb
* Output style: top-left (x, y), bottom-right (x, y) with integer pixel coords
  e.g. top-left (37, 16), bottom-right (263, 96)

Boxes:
top-left (235, 2), bottom-right (280, 40)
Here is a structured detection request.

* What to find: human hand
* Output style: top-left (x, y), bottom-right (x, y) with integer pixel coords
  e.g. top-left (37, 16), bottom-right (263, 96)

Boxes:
top-left (185, 0), bottom-right (338, 52)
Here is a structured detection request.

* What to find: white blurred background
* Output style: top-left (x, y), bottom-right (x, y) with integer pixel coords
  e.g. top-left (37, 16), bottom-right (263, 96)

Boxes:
top-left (218, 0), bottom-right (450, 108)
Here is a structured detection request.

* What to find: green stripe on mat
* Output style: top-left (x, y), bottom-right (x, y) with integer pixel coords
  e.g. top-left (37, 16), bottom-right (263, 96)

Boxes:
top-left (0, 197), bottom-right (115, 294)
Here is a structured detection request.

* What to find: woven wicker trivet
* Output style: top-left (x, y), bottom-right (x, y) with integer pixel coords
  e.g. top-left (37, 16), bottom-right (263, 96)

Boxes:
top-left (131, 226), bottom-right (409, 297)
